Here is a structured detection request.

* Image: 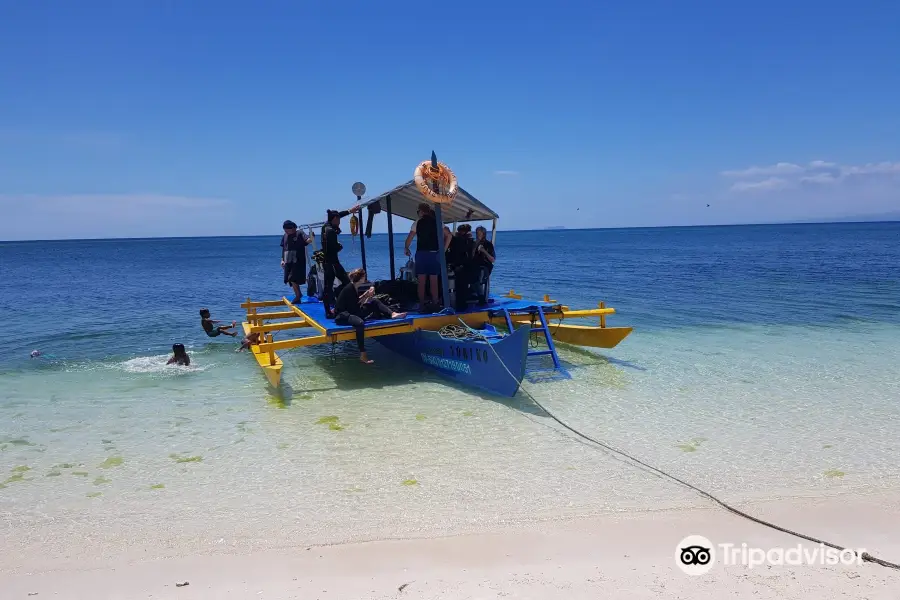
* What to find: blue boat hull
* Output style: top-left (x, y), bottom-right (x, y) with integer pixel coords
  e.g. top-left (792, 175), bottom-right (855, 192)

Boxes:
top-left (376, 323), bottom-right (530, 397)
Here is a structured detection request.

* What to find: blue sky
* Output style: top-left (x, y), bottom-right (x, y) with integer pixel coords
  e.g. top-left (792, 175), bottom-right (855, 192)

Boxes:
top-left (1, 0), bottom-right (899, 240)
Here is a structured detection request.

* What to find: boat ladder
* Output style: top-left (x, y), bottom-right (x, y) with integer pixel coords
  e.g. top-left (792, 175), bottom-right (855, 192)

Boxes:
top-left (500, 306), bottom-right (563, 374)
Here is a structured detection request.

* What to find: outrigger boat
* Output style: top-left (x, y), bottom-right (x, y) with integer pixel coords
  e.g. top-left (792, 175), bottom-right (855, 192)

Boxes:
top-left (240, 154), bottom-right (632, 397)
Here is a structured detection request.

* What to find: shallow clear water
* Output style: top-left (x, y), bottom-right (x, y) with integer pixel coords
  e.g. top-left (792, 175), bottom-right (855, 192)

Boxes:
top-left (1, 223), bottom-right (899, 568)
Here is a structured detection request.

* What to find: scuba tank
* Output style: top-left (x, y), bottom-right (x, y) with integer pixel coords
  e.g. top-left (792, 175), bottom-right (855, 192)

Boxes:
top-left (399, 258), bottom-right (416, 282)
top-left (309, 250), bottom-right (326, 299)
top-left (349, 214), bottom-right (359, 238)
top-left (306, 264), bottom-right (317, 298)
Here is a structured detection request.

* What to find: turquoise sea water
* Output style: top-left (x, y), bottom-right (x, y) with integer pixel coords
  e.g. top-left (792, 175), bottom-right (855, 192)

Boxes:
top-left (1, 222), bottom-right (899, 570)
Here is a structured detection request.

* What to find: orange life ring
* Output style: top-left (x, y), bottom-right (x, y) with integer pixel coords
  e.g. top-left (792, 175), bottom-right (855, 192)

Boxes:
top-left (414, 160), bottom-right (458, 204)
top-left (349, 214), bottom-right (359, 237)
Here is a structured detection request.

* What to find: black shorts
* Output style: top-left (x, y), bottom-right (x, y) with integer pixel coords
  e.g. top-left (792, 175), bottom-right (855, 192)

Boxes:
top-left (284, 262), bottom-right (307, 285)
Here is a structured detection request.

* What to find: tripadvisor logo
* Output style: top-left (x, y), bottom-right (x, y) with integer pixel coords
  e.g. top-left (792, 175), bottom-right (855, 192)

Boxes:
top-left (675, 535), bottom-right (865, 575)
top-left (676, 535), bottom-right (715, 575)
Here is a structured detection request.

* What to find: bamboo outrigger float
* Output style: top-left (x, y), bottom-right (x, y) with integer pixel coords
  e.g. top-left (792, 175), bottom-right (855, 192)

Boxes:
top-left (240, 154), bottom-right (632, 397)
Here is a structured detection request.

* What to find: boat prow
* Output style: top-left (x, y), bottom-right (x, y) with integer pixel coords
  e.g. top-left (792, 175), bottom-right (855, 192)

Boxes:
top-left (493, 297), bottom-right (633, 350)
top-left (241, 322), bottom-right (283, 387)
top-left (549, 323), bottom-right (633, 348)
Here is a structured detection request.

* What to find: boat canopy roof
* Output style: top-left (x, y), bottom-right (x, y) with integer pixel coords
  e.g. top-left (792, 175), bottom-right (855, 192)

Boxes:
top-left (292, 180), bottom-right (498, 232)
top-left (360, 180), bottom-right (499, 223)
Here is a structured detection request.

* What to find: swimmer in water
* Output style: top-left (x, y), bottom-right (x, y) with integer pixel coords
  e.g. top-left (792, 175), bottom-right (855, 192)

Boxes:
top-left (30, 350), bottom-right (41, 358)
top-left (167, 343), bottom-right (191, 366)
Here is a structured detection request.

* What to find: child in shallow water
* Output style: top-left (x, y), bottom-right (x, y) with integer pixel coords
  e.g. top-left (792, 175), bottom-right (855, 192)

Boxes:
top-left (237, 332), bottom-right (262, 352)
top-left (199, 308), bottom-right (237, 337)
top-left (167, 343), bottom-right (191, 366)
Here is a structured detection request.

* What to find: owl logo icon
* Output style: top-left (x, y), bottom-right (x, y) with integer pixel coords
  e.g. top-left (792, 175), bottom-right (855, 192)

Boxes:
top-left (676, 535), bottom-right (715, 575)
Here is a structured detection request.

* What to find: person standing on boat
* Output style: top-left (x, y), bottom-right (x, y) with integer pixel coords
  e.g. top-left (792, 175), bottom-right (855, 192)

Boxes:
top-left (321, 205), bottom-right (359, 319)
top-left (471, 225), bottom-right (496, 304)
top-left (405, 203), bottom-right (452, 311)
top-left (280, 220), bottom-right (312, 304)
top-left (447, 224), bottom-right (475, 311)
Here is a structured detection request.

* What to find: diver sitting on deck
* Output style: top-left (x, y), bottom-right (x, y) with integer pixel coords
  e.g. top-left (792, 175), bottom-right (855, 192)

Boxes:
top-left (334, 268), bottom-right (407, 364)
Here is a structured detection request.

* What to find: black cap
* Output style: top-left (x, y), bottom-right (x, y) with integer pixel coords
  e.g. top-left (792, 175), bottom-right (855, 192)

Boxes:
top-left (283, 220), bottom-right (297, 229)
top-left (326, 209), bottom-right (340, 220)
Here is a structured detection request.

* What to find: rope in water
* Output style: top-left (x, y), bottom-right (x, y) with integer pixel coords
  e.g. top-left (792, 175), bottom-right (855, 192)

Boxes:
top-left (455, 318), bottom-right (900, 571)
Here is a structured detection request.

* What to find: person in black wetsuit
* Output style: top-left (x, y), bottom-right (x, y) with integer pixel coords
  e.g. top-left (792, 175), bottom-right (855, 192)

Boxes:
top-left (447, 224), bottom-right (475, 311)
top-left (471, 225), bottom-right (496, 304)
top-left (280, 220), bottom-right (312, 303)
top-left (321, 205), bottom-right (359, 318)
top-left (334, 268), bottom-right (408, 364)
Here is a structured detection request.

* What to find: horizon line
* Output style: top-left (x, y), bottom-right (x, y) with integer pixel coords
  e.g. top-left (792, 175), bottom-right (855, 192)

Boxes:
top-left (2, 218), bottom-right (898, 243)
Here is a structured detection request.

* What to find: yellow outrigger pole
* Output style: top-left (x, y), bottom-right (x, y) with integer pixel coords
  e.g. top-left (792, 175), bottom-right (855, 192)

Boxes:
top-left (240, 297), bottom-right (416, 387)
top-left (240, 293), bottom-right (631, 388)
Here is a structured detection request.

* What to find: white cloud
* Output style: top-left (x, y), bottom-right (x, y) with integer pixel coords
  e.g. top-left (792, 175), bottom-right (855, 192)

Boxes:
top-left (800, 172), bottom-right (839, 185)
top-left (721, 162), bottom-right (803, 178)
top-left (729, 177), bottom-right (790, 192)
top-left (809, 160), bottom-right (837, 169)
top-left (0, 193), bottom-right (236, 240)
top-left (840, 162), bottom-right (900, 176)
top-left (724, 160), bottom-right (900, 193)
top-left (493, 170), bottom-right (519, 176)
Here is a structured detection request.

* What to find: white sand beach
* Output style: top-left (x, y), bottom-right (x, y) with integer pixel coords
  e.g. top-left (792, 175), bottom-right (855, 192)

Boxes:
top-left (3, 492), bottom-right (899, 599)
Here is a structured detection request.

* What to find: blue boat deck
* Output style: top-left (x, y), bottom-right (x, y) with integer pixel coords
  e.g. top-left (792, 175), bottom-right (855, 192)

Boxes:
top-left (294, 298), bottom-right (412, 335)
top-left (291, 295), bottom-right (553, 336)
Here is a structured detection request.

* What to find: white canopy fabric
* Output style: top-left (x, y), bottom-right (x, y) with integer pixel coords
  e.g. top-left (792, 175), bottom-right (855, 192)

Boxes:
top-left (360, 180), bottom-right (499, 223)
top-left (294, 181), bottom-right (497, 235)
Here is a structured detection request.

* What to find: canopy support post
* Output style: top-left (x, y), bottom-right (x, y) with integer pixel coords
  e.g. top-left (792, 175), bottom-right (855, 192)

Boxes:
top-left (386, 194), bottom-right (395, 280)
top-left (435, 204), bottom-right (451, 311)
top-left (491, 218), bottom-right (498, 245)
top-left (357, 201), bottom-right (367, 273)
